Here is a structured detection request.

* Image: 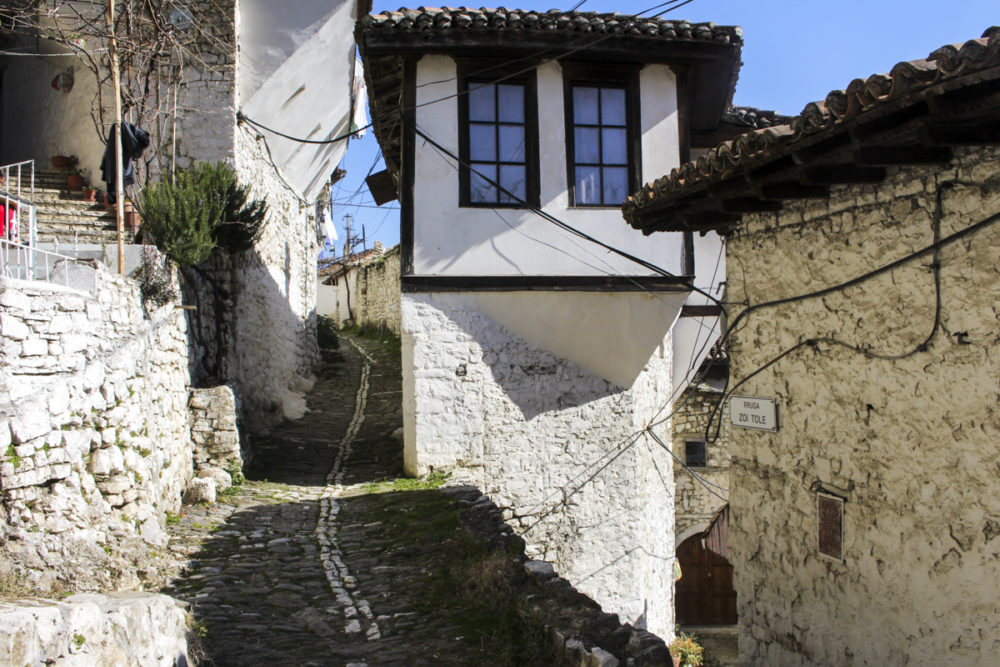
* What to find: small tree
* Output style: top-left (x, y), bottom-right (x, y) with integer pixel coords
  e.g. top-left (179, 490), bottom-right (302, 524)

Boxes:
top-left (140, 161), bottom-right (266, 379)
top-left (140, 161), bottom-right (266, 266)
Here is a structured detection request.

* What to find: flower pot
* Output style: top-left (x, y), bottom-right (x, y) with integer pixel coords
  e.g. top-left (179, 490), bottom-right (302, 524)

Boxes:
top-left (67, 174), bottom-right (85, 190)
top-left (82, 188), bottom-right (97, 202)
top-left (123, 201), bottom-right (141, 235)
top-left (103, 193), bottom-right (114, 211)
top-left (51, 155), bottom-right (73, 169)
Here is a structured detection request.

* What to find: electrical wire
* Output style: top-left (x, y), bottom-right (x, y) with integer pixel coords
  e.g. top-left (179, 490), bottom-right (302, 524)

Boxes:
top-left (413, 125), bottom-right (726, 310)
top-left (702, 180), bottom-right (1000, 445)
top-left (238, 0), bottom-right (703, 146)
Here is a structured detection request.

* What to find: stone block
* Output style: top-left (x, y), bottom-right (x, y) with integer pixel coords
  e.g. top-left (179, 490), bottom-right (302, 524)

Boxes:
top-left (0, 313), bottom-right (29, 340)
top-left (21, 338), bottom-right (48, 356)
top-left (10, 407), bottom-right (51, 444)
top-left (89, 446), bottom-right (125, 477)
top-left (183, 477), bottom-right (216, 504)
top-left (0, 287), bottom-right (31, 311)
top-left (99, 474), bottom-right (132, 496)
top-left (197, 467), bottom-right (232, 492)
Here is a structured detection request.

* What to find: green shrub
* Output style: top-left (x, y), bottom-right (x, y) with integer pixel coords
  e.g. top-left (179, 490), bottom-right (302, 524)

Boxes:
top-left (316, 315), bottom-right (339, 349)
top-left (669, 632), bottom-right (704, 667)
top-left (140, 162), bottom-right (267, 267)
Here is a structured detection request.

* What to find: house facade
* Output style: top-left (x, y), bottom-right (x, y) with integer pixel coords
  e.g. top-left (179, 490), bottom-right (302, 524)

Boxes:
top-left (625, 27), bottom-right (1000, 664)
top-left (0, 0), bottom-right (362, 431)
top-left (358, 8), bottom-right (742, 636)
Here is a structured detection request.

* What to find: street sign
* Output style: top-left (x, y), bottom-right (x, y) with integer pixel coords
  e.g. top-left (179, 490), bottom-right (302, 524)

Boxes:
top-left (730, 395), bottom-right (778, 432)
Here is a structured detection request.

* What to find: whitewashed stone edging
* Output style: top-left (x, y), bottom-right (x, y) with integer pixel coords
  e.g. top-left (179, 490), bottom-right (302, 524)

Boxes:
top-left (315, 338), bottom-right (381, 641)
top-left (0, 592), bottom-right (189, 666)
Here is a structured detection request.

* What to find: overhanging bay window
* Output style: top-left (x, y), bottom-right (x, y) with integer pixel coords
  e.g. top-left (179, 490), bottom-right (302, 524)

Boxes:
top-left (564, 66), bottom-right (641, 206)
top-left (459, 67), bottom-right (539, 207)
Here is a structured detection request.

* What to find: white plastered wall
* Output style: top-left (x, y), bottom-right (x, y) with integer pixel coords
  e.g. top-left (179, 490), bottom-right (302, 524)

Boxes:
top-left (412, 56), bottom-right (687, 276)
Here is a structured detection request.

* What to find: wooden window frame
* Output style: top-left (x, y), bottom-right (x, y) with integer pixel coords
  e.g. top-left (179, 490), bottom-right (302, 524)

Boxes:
top-left (457, 61), bottom-right (540, 209)
top-left (563, 63), bottom-right (642, 208)
top-left (817, 491), bottom-right (845, 562)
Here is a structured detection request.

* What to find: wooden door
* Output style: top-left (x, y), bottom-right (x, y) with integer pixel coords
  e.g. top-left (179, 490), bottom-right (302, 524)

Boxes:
top-left (675, 534), bottom-right (737, 625)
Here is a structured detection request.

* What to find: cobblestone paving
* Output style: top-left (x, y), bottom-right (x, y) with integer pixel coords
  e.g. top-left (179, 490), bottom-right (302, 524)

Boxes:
top-left (163, 335), bottom-right (497, 666)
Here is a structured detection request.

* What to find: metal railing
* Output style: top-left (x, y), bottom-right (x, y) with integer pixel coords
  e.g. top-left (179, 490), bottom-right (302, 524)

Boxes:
top-left (0, 159), bottom-right (86, 288)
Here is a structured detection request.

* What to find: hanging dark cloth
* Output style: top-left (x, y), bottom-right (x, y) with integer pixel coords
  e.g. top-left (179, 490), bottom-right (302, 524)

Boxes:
top-left (101, 122), bottom-right (150, 204)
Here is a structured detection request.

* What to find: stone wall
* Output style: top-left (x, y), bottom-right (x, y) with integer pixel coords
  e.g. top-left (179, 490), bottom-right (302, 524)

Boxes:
top-left (223, 122), bottom-right (320, 431)
top-left (401, 292), bottom-right (676, 639)
top-left (0, 592), bottom-right (189, 666)
top-left (671, 383), bottom-right (730, 540)
top-left (357, 246), bottom-right (401, 335)
top-left (0, 264), bottom-right (192, 592)
top-left (726, 146), bottom-right (1000, 664)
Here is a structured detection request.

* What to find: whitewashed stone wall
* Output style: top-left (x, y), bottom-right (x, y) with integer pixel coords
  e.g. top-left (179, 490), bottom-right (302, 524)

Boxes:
top-left (0, 265), bottom-right (192, 592)
top-left (671, 383), bottom-right (730, 540)
top-left (0, 592), bottom-right (189, 666)
top-left (222, 122), bottom-right (320, 430)
top-left (401, 292), bottom-right (676, 638)
top-left (357, 246), bottom-right (401, 335)
top-left (726, 146), bottom-right (1000, 665)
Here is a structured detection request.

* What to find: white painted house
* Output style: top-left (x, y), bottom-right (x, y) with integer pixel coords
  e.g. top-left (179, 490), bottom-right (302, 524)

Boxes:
top-left (357, 8), bottom-right (741, 637)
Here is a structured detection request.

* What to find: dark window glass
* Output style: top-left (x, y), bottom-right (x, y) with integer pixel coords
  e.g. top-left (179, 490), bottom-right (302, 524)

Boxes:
top-left (818, 494), bottom-right (844, 560)
top-left (685, 440), bottom-right (707, 468)
top-left (463, 79), bottom-right (530, 206)
top-left (569, 83), bottom-right (631, 205)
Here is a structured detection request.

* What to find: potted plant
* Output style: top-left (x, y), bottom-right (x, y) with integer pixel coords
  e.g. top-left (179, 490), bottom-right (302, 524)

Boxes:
top-left (51, 154), bottom-right (75, 169)
top-left (81, 186), bottom-right (97, 202)
top-left (668, 632), bottom-right (704, 667)
top-left (67, 168), bottom-right (85, 190)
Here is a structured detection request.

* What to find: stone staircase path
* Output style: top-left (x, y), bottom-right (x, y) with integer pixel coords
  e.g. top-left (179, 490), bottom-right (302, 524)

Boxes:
top-left (22, 169), bottom-right (119, 246)
top-left (161, 335), bottom-right (503, 666)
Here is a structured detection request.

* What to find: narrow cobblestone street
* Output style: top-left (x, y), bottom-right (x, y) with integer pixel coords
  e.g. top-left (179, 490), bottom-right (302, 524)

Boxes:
top-left (162, 334), bottom-right (505, 666)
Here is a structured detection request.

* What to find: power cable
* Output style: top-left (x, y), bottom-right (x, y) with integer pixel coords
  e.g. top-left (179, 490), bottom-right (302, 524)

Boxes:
top-left (702, 180), bottom-right (999, 444)
top-left (238, 0), bottom-right (704, 146)
top-left (413, 125), bottom-right (725, 310)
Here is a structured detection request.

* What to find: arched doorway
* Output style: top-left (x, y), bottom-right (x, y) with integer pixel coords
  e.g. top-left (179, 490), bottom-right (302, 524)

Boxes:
top-left (675, 513), bottom-right (737, 625)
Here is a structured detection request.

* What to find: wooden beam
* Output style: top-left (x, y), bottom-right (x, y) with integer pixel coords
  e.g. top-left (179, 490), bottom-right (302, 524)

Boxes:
top-left (923, 123), bottom-right (1000, 145)
top-left (681, 304), bottom-right (722, 317)
top-left (854, 145), bottom-right (953, 166)
top-left (721, 197), bottom-right (783, 213)
top-left (759, 182), bottom-right (830, 200)
top-left (805, 165), bottom-right (887, 185)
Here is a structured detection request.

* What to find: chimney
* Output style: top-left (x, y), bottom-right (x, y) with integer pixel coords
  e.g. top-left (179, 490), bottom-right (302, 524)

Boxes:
top-left (373, 241), bottom-right (384, 256)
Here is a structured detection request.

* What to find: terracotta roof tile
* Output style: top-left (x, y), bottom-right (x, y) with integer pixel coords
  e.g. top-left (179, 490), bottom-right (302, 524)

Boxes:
top-left (362, 6), bottom-right (742, 45)
top-left (624, 26), bottom-right (1000, 228)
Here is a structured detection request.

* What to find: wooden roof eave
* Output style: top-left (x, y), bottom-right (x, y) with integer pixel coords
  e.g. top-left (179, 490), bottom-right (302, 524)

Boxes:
top-left (630, 65), bottom-right (1000, 235)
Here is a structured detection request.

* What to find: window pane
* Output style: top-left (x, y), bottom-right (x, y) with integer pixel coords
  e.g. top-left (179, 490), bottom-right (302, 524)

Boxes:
top-left (602, 128), bottom-right (628, 164)
top-left (600, 88), bottom-right (626, 125)
top-left (470, 164), bottom-right (497, 203)
top-left (469, 123), bottom-right (496, 162)
top-left (468, 84), bottom-right (495, 122)
top-left (498, 125), bottom-right (525, 162)
top-left (575, 166), bottom-right (600, 204)
top-left (499, 165), bottom-right (526, 204)
top-left (573, 86), bottom-right (599, 124)
top-left (685, 441), bottom-right (707, 467)
top-left (497, 85), bottom-right (524, 122)
top-left (574, 127), bottom-right (600, 163)
top-left (602, 167), bottom-right (628, 204)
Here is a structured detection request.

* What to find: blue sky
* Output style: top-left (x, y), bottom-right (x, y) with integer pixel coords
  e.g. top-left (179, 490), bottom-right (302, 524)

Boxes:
top-left (328, 0), bottom-right (998, 254)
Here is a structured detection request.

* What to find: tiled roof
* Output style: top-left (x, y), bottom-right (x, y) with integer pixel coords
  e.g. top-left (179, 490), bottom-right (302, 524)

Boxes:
top-left (624, 26), bottom-right (1000, 231)
top-left (357, 7), bottom-right (744, 183)
top-left (719, 105), bottom-right (791, 130)
top-left (362, 6), bottom-right (742, 45)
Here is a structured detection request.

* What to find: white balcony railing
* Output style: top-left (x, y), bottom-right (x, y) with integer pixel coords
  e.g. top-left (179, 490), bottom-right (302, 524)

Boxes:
top-left (0, 160), bottom-right (88, 289)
